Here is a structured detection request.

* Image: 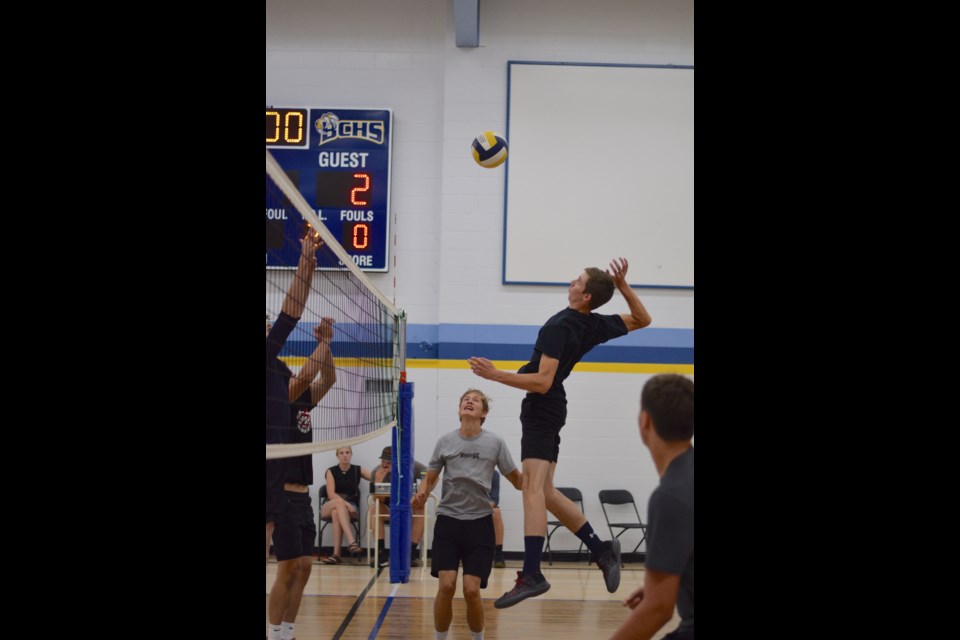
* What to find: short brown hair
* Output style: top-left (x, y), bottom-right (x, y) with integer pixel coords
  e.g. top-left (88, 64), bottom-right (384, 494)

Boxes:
top-left (583, 267), bottom-right (615, 309)
top-left (641, 374), bottom-right (694, 441)
top-left (459, 388), bottom-right (491, 425)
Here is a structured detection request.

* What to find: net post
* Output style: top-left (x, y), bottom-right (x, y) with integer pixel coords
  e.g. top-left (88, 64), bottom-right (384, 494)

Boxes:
top-left (390, 381), bottom-right (415, 582)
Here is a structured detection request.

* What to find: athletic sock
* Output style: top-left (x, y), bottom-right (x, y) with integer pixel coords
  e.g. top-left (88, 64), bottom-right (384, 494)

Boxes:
top-left (574, 522), bottom-right (605, 557)
top-left (522, 536), bottom-right (545, 577)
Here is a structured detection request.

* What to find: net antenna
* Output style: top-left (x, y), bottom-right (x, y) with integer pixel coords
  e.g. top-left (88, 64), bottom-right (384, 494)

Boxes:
top-left (266, 149), bottom-right (406, 460)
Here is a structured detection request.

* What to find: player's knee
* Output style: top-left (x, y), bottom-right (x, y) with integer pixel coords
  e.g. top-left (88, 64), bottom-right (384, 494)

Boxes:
top-left (437, 584), bottom-right (456, 600)
top-left (462, 582), bottom-right (481, 601)
top-left (277, 561), bottom-right (301, 587)
top-left (299, 556), bottom-right (313, 574)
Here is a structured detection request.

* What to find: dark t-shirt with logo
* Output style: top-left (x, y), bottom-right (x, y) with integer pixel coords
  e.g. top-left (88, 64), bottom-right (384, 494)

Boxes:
top-left (284, 387), bottom-right (314, 485)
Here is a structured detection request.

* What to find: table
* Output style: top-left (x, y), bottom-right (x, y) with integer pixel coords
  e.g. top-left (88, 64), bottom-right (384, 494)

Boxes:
top-left (367, 489), bottom-right (437, 571)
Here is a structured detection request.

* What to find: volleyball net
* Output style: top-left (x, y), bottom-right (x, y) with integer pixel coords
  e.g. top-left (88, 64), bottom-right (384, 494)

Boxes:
top-left (266, 149), bottom-right (405, 459)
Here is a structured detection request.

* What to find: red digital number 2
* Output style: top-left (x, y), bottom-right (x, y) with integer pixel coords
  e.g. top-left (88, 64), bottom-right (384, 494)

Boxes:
top-left (351, 173), bottom-right (370, 206)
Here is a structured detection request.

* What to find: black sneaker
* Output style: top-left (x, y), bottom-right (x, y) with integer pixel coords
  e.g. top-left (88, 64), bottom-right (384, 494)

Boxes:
top-left (493, 571), bottom-right (551, 609)
top-left (596, 539), bottom-right (621, 593)
top-left (411, 555), bottom-right (421, 567)
top-left (493, 557), bottom-right (506, 569)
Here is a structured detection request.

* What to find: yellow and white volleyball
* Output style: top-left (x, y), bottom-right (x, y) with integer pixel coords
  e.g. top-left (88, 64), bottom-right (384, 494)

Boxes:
top-left (471, 131), bottom-right (508, 168)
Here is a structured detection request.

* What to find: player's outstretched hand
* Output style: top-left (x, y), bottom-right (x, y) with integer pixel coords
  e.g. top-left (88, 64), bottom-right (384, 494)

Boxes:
top-left (607, 257), bottom-right (629, 286)
top-left (315, 317), bottom-right (335, 344)
top-left (468, 356), bottom-right (497, 380)
top-left (299, 229), bottom-right (322, 266)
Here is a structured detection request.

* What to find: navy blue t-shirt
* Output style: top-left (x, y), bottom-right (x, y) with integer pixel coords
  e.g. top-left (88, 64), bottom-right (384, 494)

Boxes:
top-left (644, 447), bottom-right (694, 634)
top-left (518, 308), bottom-right (627, 401)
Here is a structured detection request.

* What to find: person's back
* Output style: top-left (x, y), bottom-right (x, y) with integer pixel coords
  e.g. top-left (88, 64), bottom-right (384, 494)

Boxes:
top-left (647, 447), bottom-right (694, 635)
top-left (611, 373), bottom-right (694, 640)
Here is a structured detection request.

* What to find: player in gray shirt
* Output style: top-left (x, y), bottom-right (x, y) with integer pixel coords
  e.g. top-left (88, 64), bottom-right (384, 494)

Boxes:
top-left (413, 389), bottom-right (522, 640)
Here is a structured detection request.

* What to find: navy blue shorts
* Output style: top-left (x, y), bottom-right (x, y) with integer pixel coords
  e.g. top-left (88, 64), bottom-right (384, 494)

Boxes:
top-left (520, 395), bottom-right (567, 462)
top-left (430, 514), bottom-right (494, 588)
top-left (273, 491), bottom-right (316, 561)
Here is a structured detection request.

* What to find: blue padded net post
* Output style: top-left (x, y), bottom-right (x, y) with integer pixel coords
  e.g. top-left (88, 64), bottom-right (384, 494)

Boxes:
top-left (389, 381), bottom-right (414, 582)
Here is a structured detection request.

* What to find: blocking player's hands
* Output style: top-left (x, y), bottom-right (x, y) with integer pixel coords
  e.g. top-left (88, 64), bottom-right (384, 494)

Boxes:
top-left (315, 317), bottom-right (335, 344)
top-left (608, 257), bottom-right (629, 287)
top-left (299, 228), bottom-right (322, 267)
top-left (305, 224), bottom-right (323, 245)
top-left (622, 586), bottom-right (645, 609)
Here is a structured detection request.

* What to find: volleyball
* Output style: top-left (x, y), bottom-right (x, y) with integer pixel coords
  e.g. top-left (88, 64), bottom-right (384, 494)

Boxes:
top-left (471, 131), bottom-right (508, 168)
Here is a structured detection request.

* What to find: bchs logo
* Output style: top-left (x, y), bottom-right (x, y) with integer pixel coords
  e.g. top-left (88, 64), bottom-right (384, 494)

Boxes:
top-left (316, 112), bottom-right (385, 146)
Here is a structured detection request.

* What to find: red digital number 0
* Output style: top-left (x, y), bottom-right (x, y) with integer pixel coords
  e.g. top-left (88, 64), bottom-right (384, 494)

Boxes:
top-left (353, 223), bottom-right (369, 250)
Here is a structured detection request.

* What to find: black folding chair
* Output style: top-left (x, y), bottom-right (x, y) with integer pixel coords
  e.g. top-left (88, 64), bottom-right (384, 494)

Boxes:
top-left (544, 487), bottom-right (586, 565)
top-left (598, 489), bottom-right (647, 555)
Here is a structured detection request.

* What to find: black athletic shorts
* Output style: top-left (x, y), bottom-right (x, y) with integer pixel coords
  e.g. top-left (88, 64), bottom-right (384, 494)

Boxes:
top-left (430, 514), bottom-right (494, 588)
top-left (273, 491), bottom-right (316, 561)
top-left (266, 459), bottom-right (286, 523)
top-left (519, 395), bottom-right (567, 462)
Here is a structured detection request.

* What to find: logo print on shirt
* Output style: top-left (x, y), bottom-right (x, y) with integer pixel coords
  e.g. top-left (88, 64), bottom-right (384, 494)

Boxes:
top-left (297, 410), bottom-right (312, 434)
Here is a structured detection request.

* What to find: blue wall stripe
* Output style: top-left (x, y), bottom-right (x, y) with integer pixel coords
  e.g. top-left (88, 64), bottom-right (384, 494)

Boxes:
top-left (434, 343), bottom-right (693, 364)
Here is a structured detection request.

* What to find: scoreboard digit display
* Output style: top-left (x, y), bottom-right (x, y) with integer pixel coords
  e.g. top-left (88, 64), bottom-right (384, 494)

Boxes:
top-left (266, 107), bottom-right (392, 272)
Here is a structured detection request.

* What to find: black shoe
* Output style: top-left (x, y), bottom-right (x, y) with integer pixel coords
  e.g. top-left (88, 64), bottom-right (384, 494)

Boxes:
top-left (493, 571), bottom-right (551, 609)
top-left (493, 557), bottom-right (506, 569)
top-left (596, 539), bottom-right (621, 593)
top-left (411, 555), bottom-right (421, 567)
top-left (378, 553), bottom-right (390, 568)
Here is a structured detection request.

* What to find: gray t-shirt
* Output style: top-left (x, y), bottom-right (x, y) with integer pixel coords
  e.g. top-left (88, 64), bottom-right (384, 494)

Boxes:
top-left (428, 429), bottom-right (517, 520)
top-left (644, 447), bottom-right (694, 633)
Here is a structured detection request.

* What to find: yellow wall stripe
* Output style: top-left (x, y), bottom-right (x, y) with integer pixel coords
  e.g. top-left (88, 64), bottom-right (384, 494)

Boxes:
top-left (281, 357), bottom-right (692, 374)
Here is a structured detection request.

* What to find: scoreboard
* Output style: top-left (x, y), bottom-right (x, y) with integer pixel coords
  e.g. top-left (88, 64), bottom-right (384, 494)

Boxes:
top-left (266, 107), bottom-right (392, 272)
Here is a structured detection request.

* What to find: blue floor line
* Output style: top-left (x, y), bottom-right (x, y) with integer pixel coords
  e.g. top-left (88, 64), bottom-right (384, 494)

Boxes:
top-left (367, 584), bottom-right (399, 639)
top-left (331, 566), bottom-right (383, 640)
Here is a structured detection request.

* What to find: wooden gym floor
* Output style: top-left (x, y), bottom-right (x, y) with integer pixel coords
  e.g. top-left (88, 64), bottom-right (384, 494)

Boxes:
top-left (265, 557), bottom-right (680, 639)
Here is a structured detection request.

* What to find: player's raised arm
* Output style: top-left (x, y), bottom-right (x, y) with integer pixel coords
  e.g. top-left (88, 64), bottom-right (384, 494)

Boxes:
top-left (608, 257), bottom-right (652, 331)
top-left (281, 230), bottom-right (322, 319)
top-left (289, 317), bottom-right (336, 403)
top-left (468, 355), bottom-right (558, 395)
